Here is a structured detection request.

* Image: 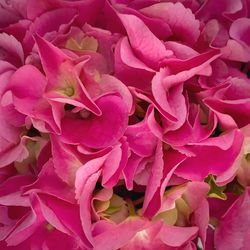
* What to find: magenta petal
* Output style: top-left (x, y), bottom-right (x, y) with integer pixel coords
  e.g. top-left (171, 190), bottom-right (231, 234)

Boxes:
top-left (204, 78), bottom-right (250, 128)
top-left (0, 33), bottom-right (24, 67)
top-left (24, 8), bottom-right (77, 49)
top-left (215, 188), bottom-right (250, 250)
top-left (23, 159), bottom-right (76, 203)
top-left (0, 206), bottom-right (16, 242)
top-left (114, 37), bottom-right (155, 90)
top-left (196, 0), bottom-right (244, 22)
top-left (0, 175), bottom-right (33, 206)
top-left (99, 74), bottom-right (133, 114)
top-left (35, 35), bottom-right (101, 115)
top-left (141, 2), bottom-right (200, 45)
top-left (182, 182), bottom-right (210, 247)
top-left (0, 136), bottom-right (29, 168)
top-left (221, 39), bottom-right (250, 62)
top-left (146, 149), bottom-right (187, 218)
top-left (230, 18), bottom-right (250, 49)
top-left (61, 95), bottom-right (128, 148)
top-left (5, 195), bottom-right (44, 246)
top-left (118, 13), bottom-right (172, 69)
top-left (9, 65), bottom-right (46, 100)
top-left (123, 152), bottom-right (143, 191)
top-left (120, 5), bottom-right (172, 40)
top-left (37, 193), bottom-right (90, 249)
top-left (152, 69), bottom-right (187, 124)
top-left (34, 34), bottom-right (70, 83)
top-left (93, 218), bottom-right (149, 250)
top-left (51, 135), bottom-right (82, 186)
top-left (102, 138), bottom-right (129, 188)
top-left (75, 155), bottom-right (108, 200)
top-left (159, 224), bottom-right (198, 247)
top-left (142, 141), bottom-right (164, 217)
top-left (79, 170), bottom-right (102, 246)
top-left (0, 8), bottom-right (20, 29)
top-left (8, 65), bottom-right (60, 133)
top-left (126, 107), bottom-right (158, 157)
top-left (175, 129), bottom-right (244, 181)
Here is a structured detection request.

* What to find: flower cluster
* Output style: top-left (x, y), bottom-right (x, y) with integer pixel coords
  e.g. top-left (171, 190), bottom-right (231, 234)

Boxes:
top-left (1, 0), bottom-right (250, 249)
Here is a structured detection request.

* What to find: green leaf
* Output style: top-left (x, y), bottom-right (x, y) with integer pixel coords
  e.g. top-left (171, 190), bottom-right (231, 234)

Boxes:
top-left (205, 175), bottom-right (227, 200)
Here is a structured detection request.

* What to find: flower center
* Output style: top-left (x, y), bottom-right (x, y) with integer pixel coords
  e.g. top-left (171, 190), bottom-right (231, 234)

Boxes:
top-left (63, 86), bottom-right (75, 97)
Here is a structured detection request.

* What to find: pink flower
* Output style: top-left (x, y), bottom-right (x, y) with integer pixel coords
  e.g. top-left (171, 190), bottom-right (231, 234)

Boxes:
top-left (1, 0), bottom-right (250, 248)
top-left (215, 188), bottom-right (250, 250)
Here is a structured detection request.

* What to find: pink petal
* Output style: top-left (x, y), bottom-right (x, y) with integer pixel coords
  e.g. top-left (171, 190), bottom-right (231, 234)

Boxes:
top-left (24, 8), bottom-right (77, 50)
top-left (115, 4), bottom-right (172, 40)
top-left (118, 13), bottom-right (172, 69)
top-left (175, 129), bottom-right (244, 181)
top-left (152, 69), bottom-right (187, 125)
top-left (215, 188), bottom-right (250, 250)
top-left (93, 217), bottom-right (149, 250)
top-left (142, 141), bottom-right (164, 217)
top-left (23, 159), bottom-right (76, 204)
top-left (122, 152), bottom-right (144, 191)
top-left (79, 170), bottom-right (102, 246)
top-left (230, 18), bottom-right (250, 49)
top-left (37, 193), bottom-right (90, 249)
top-left (159, 224), bottom-right (198, 247)
top-left (61, 95), bottom-right (128, 148)
top-left (141, 2), bottom-right (200, 45)
top-left (0, 175), bottom-right (33, 206)
top-left (51, 135), bottom-right (82, 186)
top-left (35, 35), bottom-right (101, 115)
top-left (9, 64), bottom-right (60, 133)
top-left (196, 0), bottom-right (243, 22)
top-left (0, 136), bottom-right (29, 168)
top-left (0, 33), bottom-right (24, 67)
top-left (125, 107), bottom-right (158, 157)
top-left (102, 138), bottom-right (129, 188)
top-left (0, 8), bottom-right (20, 29)
top-left (33, 34), bottom-right (70, 84)
top-left (114, 37), bottom-right (155, 90)
top-left (99, 74), bottom-right (133, 114)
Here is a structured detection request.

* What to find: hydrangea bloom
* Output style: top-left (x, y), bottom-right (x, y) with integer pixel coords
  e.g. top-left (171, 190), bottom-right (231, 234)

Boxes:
top-left (0, 0), bottom-right (250, 249)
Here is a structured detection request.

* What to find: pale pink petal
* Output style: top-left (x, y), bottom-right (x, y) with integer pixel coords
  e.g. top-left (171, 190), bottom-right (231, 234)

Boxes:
top-left (159, 224), bottom-right (198, 247)
top-left (141, 2), bottom-right (200, 45)
top-left (93, 218), bottom-right (149, 250)
top-left (175, 129), bottom-right (244, 181)
top-left (118, 13), bottom-right (172, 69)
